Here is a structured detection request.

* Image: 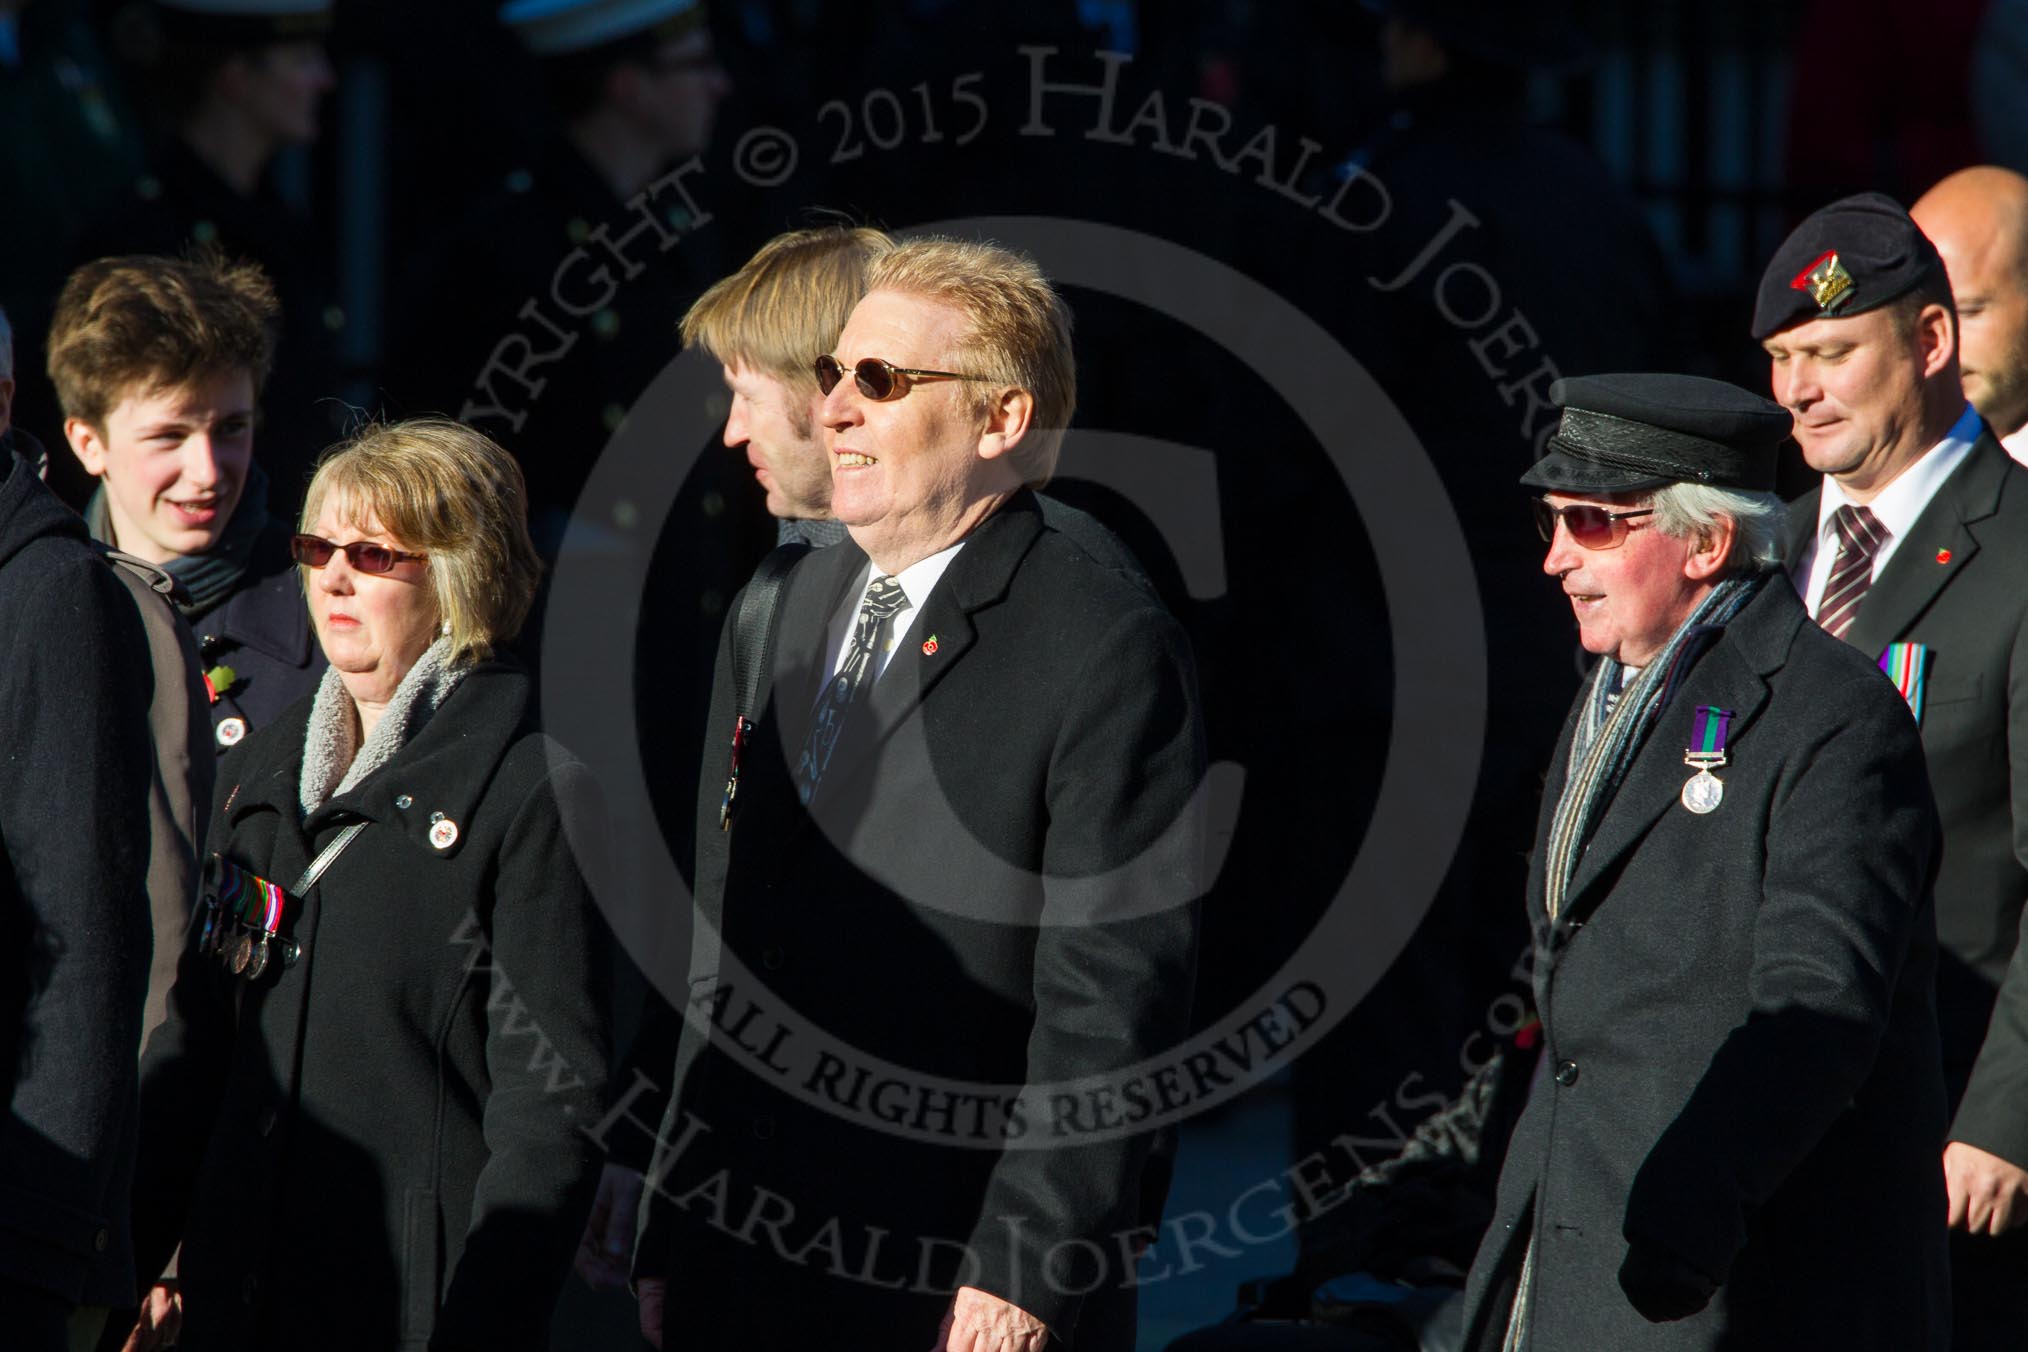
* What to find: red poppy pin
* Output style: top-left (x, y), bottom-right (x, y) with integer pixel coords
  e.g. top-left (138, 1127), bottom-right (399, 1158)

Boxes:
top-left (1937, 548), bottom-right (1952, 565)
top-left (922, 634), bottom-right (940, 656)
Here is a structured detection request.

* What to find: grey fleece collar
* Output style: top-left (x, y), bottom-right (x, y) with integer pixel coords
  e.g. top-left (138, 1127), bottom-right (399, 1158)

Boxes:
top-left (299, 636), bottom-right (467, 817)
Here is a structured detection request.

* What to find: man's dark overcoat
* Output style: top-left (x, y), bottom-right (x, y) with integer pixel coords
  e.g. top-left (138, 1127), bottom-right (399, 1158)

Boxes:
top-left (1784, 431), bottom-right (2028, 1154)
top-left (130, 662), bottom-right (610, 1351)
top-left (0, 450), bottom-right (154, 1309)
top-left (1460, 577), bottom-right (1950, 1349)
top-left (636, 491), bottom-right (1204, 1350)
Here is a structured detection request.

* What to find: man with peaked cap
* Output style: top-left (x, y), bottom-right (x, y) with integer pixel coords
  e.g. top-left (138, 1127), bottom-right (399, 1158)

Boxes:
top-left (386, 0), bottom-right (730, 549)
top-left (1755, 191), bottom-right (2028, 1349)
top-left (1913, 166), bottom-right (2028, 464)
top-left (1460, 374), bottom-right (1949, 1349)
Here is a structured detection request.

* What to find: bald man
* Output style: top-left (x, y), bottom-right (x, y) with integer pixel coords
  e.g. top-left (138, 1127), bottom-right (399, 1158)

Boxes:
top-left (1914, 167), bottom-right (2028, 462)
top-left (1911, 164), bottom-right (2028, 1351)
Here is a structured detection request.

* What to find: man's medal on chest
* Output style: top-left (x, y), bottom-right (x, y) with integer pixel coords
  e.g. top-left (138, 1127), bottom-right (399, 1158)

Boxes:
top-left (1681, 704), bottom-right (1733, 814)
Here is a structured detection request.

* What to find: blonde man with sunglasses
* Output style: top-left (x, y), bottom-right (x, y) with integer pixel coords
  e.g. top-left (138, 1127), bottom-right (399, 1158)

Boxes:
top-left (633, 238), bottom-right (1201, 1351)
top-left (1462, 373), bottom-right (1949, 1349)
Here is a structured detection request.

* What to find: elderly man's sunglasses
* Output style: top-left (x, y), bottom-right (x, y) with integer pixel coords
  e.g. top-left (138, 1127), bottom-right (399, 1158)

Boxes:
top-left (290, 534), bottom-right (427, 573)
top-left (814, 354), bottom-right (998, 402)
top-left (1532, 500), bottom-right (1656, 550)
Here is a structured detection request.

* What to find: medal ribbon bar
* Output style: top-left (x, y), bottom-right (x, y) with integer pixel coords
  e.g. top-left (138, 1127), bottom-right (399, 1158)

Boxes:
top-left (1684, 704), bottom-right (1733, 769)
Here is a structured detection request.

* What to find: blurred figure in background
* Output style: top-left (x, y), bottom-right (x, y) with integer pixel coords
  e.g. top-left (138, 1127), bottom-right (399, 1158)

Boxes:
top-left (77, 0), bottom-right (341, 515)
top-left (1914, 166), bottom-right (2028, 462)
top-left (0, 0), bottom-right (145, 458)
top-left (1249, 0), bottom-right (1683, 1229)
top-left (389, 0), bottom-right (731, 548)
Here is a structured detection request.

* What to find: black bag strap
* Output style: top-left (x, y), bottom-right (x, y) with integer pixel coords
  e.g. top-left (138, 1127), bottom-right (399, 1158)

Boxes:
top-left (681, 544), bottom-right (810, 1109)
top-left (716, 543), bottom-right (809, 832)
top-left (293, 820), bottom-right (368, 895)
top-left (732, 543), bottom-right (810, 721)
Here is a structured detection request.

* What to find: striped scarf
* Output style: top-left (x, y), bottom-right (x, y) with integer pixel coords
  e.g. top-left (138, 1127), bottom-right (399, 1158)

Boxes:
top-left (1542, 571), bottom-right (1763, 922)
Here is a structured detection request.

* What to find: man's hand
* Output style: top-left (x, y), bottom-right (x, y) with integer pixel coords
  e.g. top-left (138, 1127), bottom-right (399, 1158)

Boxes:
top-left (637, 1275), bottom-right (666, 1350)
top-left (119, 1283), bottom-right (182, 1352)
top-left (1617, 1239), bottom-right (1717, 1322)
top-left (1946, 1140), bottom-right (2028, 1235)
top-left (932, 1285), bottom-right (1050, 1351)
top-left (574, 1163), bottom-right (645, 1289)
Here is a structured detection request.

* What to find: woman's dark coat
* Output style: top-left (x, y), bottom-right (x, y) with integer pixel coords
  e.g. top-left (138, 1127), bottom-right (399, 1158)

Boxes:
top-left (1461, 579), bottom-right (1951, 1349)
top-left (131, 662), bottom-right (610, 1351)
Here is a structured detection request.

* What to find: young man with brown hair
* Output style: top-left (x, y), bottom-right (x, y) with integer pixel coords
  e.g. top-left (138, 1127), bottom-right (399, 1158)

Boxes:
top-left (48, 250), bottom-right (325, 757)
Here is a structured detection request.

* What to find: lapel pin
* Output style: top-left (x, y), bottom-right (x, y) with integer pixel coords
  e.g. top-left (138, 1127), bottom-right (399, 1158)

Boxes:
top-left (215, 716), bottom-right (247, 748)
top-left (1936, 548), bottom-right (1952, 564)
top-left (922, 634), bottom-right (939, 656)
top-left (429, 812), bottom-right (459, 851)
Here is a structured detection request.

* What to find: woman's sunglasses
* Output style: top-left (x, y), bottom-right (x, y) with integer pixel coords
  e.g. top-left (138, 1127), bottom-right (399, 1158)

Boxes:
top-left (814, 354), bottom-right (999, 402)
top-left (1532, 500), bottom-right (1656, 551)
top-left (290, 534), bottom-right (427, 574)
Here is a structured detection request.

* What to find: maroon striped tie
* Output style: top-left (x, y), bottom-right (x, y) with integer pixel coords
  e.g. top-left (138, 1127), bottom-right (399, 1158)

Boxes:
top-left (1817, 504), bottom-right (1886, 639)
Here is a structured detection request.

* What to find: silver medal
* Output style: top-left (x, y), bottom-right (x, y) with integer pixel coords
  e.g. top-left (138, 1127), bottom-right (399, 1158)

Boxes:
top-left (1681, 768), bottom-right (1724, 814)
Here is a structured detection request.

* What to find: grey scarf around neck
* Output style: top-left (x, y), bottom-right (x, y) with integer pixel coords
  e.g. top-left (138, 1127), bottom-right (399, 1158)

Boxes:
top-left (777, 515), bottom-right (849, 548)
top-left (298, 636), bottom-right (467, 817)
top-left (84, 461), bottom-right (273, 619)
top-left (1542, 570), bottom-right (1765, 922)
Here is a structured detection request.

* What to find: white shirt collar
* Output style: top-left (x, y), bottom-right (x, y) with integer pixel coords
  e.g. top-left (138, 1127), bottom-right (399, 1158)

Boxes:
top-left (2002, 420), bottom-right (2028, 468)
top-left (884, 539), bottom-right (966, 611)
top-left (1816, 401), bottom-right (1983, 544)
top-left (827, 539), bottom-right (968, 682)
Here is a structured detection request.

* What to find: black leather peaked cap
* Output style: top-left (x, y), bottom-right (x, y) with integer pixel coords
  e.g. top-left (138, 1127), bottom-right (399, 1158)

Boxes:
top-left (1520, 373), bottom-right (1792, 494)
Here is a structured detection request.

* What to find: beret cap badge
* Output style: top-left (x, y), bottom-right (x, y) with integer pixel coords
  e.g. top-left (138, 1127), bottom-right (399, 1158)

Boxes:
top-left (1792, 250), bottom-right (1856, 315)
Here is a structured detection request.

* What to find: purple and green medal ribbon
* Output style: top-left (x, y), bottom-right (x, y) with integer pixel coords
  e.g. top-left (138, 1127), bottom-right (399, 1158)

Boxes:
top-left (1688, 705), bottom-right (1732, 762)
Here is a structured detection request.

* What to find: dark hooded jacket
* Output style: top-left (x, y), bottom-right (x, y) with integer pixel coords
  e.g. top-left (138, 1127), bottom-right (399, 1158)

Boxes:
top-left (0, 446), bottom-right (155, 1305)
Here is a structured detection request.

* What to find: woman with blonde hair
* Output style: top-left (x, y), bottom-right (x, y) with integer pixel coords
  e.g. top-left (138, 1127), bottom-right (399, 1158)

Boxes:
top-left (123, 417), bottom-right (610, 1351)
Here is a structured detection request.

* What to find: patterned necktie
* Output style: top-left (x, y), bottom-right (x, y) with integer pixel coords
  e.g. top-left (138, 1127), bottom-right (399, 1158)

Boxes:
top-left (1817, 504), bottom-right (1886, 640)
top-left (793, 575), bottom-right (907, 803)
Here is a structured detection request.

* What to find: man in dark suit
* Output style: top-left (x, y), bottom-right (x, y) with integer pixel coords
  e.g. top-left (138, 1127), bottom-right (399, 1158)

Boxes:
top-left (631, 238), bottom-right (1203, 1349)
top-left (1755, 192), bottom-right (2028, 1349)
top-left (1914, 166), bottom-right (2028, 462)
top-left (1461, 374), bottom-right (1949, 1349)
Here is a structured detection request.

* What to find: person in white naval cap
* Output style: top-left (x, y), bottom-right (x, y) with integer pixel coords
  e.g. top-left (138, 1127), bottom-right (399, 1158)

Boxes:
top-left (74, 0), bottom-right (343, 519)
top-left (387, 0), bottom-right (732, 542)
